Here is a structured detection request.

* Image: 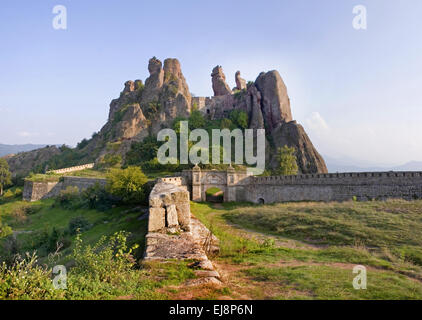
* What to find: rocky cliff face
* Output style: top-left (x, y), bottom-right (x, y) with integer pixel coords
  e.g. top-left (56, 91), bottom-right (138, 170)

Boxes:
top-left (205, 65), bottom-right (327, 173)
top-left (6, 57), bottom-right (327, 175)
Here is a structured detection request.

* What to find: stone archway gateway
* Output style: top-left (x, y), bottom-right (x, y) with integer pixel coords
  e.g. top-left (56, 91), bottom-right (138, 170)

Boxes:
top-left (187, 165), bottom-right (252, 202)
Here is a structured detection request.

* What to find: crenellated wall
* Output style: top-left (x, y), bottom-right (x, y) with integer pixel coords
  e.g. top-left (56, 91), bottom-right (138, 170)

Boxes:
top-left (243, 171), bottom-right (422, 203)
top-left (46, 163), bottom-right (95, 174)
top-left (178, 168), bottom-right (422, 203)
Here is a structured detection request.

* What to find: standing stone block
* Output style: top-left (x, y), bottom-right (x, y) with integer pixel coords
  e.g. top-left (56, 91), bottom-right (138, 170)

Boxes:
top-left (166, 205), bottom-right (178, 228)
top-left (176, 203), bottom-right (191, 231)
top-left (148, 207), bottom-right (165, 232)
top-left (149, 197), bottom-right (163, 208)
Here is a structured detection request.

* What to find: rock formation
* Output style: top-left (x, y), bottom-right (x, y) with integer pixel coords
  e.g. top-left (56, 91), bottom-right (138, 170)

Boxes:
top-left (211, 66), bottom-right (232, 96)
top-left (6, 57), bottom-right (327, 176)
top-left (255, 70), bottom-right (293, 128)
top-left (235, 71), bottom-right (247, 90)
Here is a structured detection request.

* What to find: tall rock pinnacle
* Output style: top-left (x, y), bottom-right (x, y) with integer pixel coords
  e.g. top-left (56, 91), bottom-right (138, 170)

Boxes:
top-left (211, 66), bottom-right (232, 96)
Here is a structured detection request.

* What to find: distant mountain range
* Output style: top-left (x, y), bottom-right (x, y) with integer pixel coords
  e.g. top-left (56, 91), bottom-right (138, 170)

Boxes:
top-left (324, 155), bottom-right (422, 173)
top-left (0, 144), bottom-right (49, 157)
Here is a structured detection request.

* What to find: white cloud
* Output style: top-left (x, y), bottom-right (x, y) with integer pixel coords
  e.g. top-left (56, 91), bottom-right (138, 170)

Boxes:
top-left (18, 131), bottom-right (39, 137)
top-left (304, 112), bottom-right (330, 133)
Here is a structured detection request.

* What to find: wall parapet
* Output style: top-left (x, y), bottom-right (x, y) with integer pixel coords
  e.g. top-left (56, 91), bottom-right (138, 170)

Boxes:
top-left (47, 163), bottom-right (95, 174)
top-left (252, 171), bottom-right (422, 185)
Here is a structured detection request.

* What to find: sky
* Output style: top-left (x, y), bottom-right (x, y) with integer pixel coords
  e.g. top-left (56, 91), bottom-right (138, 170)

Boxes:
top-left (0, 0), bottom-right (421, 166)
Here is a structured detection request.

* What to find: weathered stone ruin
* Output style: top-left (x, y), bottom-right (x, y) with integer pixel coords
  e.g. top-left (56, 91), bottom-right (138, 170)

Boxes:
top-left (145, 178), bottom-right (221, 285)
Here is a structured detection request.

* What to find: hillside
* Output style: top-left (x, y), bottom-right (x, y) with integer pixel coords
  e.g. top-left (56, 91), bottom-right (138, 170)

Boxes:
top-left (1, 190), bottom-right (422, 299)
top-left (0, 144), bottom-right (48, 157)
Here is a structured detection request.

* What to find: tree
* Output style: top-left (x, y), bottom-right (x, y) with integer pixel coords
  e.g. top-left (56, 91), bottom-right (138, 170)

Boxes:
top-left (125, 136), bottom-right (161, 166)
top-left (189, 110), bottom-right (206, 130)
top-left (275, 145), bottom-right (298, 176)
top-left (229, 110), bottom-right (249, 129)
top-left (0, 158), bottom-right (12, 196)
top-left (106, 166), bottom-right (148, 204)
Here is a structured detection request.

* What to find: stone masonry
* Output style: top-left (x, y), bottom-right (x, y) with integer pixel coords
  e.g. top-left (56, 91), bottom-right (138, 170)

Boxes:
top-left (178, 168), bottom-right (422, 204)
top-left (23, 176), bottom-right (106, 202)
top-left (145, 178), bottom-right (221, 285)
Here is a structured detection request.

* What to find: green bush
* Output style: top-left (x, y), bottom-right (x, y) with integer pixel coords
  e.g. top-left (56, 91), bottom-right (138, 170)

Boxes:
top-left (71, 231), bottom-right (138, 282)
top-left (229, 110), bottom-right (249, 129)
top-left (81, 183), bottom-right (117, 211)
top-left (68, 217), bottom-right (92, 235)
top-left (0, 219), bottom-right (12, 239)
top-left (125, 136), bottom-right (161, 166)
top-left (0, 253), bottom-right (63, 300)
top-left (189, 110), bottom-right (206, 129)
top-left (55, 186), bottom-right (81, 209)
top-left (96, 153), bottom-right (122, 169)
top-left (106, 167), bottom-right (148, 204)
top-left (274, 145), bottom-right (299, 176)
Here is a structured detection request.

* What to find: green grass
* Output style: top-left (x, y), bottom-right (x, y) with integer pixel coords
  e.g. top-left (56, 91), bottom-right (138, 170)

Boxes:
top-left (191, 201), bottom-right (422, 300)
top-left (2, 195), bottom-right (422, 300)
top-left (223, 200), bottom-right (422, 247)
top-left (26, 169), bottom-right (106, 182)
top-left (245, 265), bottom-right (422, 300)
top-left (0, 196), bottom-right (199, 300)
top-left (205, 187), bottom-right (222, 196)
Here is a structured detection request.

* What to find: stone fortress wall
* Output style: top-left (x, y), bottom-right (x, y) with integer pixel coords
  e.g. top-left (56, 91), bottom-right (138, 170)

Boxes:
top-left (47, 163), bottom-right (95, 174)
top-left (23, 176), bottom-right (106, 202)
top-left (178, 168), bottom-right (422, 204)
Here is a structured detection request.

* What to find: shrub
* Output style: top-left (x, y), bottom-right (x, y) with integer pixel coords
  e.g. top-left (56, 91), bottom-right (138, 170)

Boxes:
top-left (0, 158), bottom-right (12, 196)
top-left (11, 206), bottom-right (29, 225)
top-left (96, 153), bottom-right (122, 169)
top-left (189, 110), bottom-right (206, 130)
top-left (0, 219), bottom-right (12, 239)
top-left (56, 186), bottom-right (81, 209)
top-left (68, 217), bottom-right (92, 235)
top-left (125, 136), bottom-right (161, 166)
top-left (106, 167), bottom-right (148, 204)
top-left (229, 110), bottom-right (249, 129)
top-left (274, 145), bottom-right (299, 176)
top-left (0, 253), bottom-right (62, 299)
top-left (71, 231), bottom-right (138, 282)
top-left (81, 183), bottom-right (117, 211)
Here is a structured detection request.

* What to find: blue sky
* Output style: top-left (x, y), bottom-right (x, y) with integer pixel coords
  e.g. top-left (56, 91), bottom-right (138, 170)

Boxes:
top-left (1, 0), bottom-right (421, 166)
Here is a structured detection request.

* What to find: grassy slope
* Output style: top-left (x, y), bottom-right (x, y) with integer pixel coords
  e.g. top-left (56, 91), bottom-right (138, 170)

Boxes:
top-left (188, 201), bottom-right (422, 300)
top-left (0, 196), bottom-right (197, 299)
top-left (1, 195), bottom-right (422, 300)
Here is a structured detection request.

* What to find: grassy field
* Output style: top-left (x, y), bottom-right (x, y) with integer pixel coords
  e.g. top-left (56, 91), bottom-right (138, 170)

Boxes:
top-left (188, 200), bottom-right (422, 299)
top-left (1, 192), bottom-right (422, 300)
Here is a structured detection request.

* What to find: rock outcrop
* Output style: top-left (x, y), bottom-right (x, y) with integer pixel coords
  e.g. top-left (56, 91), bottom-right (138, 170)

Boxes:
top-left (235, 71), bottom-right (247, 91)
top-left (6, 57), bottom-right (327, 176)
top-left (270, 121), bottom-right (327, 174)
top-left (255, 70), bottom-right (293, 129)
top-left (211, 66), bottom-right (232, 96)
